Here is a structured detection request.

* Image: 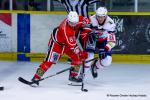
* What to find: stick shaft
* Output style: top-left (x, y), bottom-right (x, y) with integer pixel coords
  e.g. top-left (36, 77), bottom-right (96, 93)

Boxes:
top-left (37, 57), bottom-right (98, 82)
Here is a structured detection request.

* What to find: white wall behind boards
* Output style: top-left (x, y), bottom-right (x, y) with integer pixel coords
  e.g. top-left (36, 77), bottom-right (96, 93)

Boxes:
top-left (0, 14), bottom-right (17, 52)
top-left (12, 14), bottom-right (17, 52)
top-left (30, 14), bottom-right (66, 53)
top-left (0, 13), bottom-right (66, 53)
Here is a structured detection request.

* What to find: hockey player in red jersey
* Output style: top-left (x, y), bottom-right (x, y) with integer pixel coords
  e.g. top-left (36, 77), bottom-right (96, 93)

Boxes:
top-left (31, 11), bottom-right (90, 86)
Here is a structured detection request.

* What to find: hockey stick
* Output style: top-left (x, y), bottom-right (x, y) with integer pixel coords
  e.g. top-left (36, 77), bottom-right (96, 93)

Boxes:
top-left (40, 57), bottom-right (97, 82)
top-left (18, 67), bottom-right (71, 86)
top-left (75, 33), bottom-right (98, 92)
top-left (18, 57), bottom-right (98, 86)
top-left (81, 61), bottom-right (88, 92)
top-left (81, 57), bottom-right (99, 92)
top-left (80, 57), bottom-right (99, 92)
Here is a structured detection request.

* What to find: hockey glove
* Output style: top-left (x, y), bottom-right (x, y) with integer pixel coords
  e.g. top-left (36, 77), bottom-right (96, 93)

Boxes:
top-left (71, 60), bottom-right (82, 66)
top-left (104, 45), bottom-right (111, 51)
top-left (88, 31), bottom-right (99, 39)
top-left (79, 51), bottom-right (88, 60)
top-left (104, 42), bottom-right (116, 51)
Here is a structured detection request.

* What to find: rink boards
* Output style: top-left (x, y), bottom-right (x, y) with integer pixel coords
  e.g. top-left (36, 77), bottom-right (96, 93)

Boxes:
top-left (0, 52), bottom-right (150, 64)
top-left (0, 11), bottom-right (150, 63)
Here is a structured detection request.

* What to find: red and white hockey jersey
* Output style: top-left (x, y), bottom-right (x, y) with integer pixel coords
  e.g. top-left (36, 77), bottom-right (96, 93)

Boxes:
top-left (51, 16), bottom-right (91, 49)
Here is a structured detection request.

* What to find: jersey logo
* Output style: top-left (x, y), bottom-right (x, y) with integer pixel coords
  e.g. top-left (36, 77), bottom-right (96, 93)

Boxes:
top-left (69, 37), bottom-right (74, 42)
top-left (50, 52), bottom-right (60, 63)
top-left (68, 36), bottom-right (76, 44)
top-left (107, 33), bottom-right (116, 42)
top-left (108, 21), bottom-right (113, 24)
top-left (98, 25), bottom-right (103, 29)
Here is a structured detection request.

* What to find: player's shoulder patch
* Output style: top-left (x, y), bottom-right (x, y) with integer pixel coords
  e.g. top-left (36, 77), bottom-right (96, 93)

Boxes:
top-left (108, 21), bottom-right (113, 24)
top-left (107, 16), bottom-right (114, 25)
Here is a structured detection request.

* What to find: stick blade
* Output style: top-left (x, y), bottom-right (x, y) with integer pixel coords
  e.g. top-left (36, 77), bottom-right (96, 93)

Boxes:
top-left (18, 77), bottom-right (32, 85)
top-left (68, 82), bottom-right (82, 86)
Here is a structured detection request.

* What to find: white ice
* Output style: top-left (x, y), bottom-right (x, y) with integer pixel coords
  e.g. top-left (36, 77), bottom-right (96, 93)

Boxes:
top-left (0, 61), bottom-right (150, 100)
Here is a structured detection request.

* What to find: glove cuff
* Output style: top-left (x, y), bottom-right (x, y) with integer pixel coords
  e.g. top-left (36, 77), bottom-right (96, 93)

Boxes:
top-left (104, 44), bottom-right (112, 51)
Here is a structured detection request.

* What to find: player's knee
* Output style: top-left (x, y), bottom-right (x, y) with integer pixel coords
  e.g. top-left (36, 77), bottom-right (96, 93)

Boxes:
top-left (101, 56), bottom-right (112, 67)
top-left (96, 56), bottom-right (112, 68)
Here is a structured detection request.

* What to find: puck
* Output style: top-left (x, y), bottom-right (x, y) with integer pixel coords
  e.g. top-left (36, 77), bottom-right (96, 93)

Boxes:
top-left (0, 87), bottom-right (4, 90)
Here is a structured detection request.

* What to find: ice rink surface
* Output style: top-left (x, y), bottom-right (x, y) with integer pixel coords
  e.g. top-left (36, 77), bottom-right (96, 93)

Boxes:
top-left (0, 61), bottom-right (150, 100)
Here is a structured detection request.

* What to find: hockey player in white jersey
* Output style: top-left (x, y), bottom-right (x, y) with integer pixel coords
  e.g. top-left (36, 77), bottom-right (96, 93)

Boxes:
top-left (84, 7), bottom-right (116, 78)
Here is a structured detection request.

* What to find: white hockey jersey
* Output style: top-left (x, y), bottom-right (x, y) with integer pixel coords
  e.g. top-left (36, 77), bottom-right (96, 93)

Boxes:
top-left (90, 15), bottom-right (116, 32)
top-left (89, 15), bottom-right (116, 50)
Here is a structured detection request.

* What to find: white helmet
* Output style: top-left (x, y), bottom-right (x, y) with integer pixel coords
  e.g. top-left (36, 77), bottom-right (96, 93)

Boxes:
top-left (96, 7), bottom-right (108, 17)
top-left (67, 11), bottom-right (79, 26)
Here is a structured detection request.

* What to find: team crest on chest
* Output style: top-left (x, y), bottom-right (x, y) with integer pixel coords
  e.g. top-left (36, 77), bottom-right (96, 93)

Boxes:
top-left (98, 25), bottom-right (103, 30)
top-left (69, 36), bottom-right (75, 42)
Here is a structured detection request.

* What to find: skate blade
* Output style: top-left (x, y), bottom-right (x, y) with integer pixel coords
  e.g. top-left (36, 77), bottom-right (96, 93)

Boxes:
top-left (68, 81), bottom-right (82, 86)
